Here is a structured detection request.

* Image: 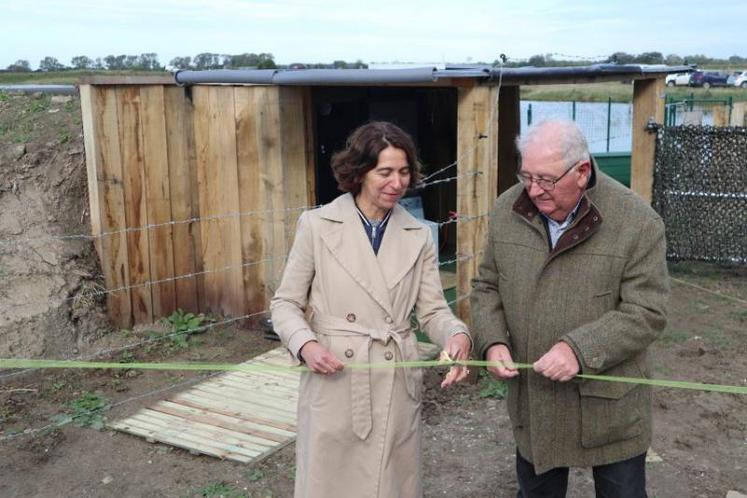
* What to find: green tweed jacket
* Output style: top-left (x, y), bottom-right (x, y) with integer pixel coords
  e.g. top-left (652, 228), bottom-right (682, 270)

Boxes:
top-left (471, 164), bottom-right (669, 474)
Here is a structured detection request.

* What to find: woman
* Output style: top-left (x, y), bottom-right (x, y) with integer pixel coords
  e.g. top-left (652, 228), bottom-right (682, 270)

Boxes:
top-left (271, 121), bottom-right (471, 498)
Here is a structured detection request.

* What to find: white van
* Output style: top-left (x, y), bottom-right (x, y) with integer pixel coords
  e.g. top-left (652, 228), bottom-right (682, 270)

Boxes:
top-left (666, 72), bottom-right (692, 87)
top-left (733, 71), bottom-right (747, 88)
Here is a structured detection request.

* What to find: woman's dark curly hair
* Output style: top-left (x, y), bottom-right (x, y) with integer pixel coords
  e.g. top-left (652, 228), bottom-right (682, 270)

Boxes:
top-left (331, 121), bottom-right (423, 194)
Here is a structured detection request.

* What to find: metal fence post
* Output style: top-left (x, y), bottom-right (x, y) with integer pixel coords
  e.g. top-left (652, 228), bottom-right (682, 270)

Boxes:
top-left (572, 100), bottom-right (576, 121)
top-left (606, 97), bottom-right (612, 152)
top-left (528, 103), bottom-right (532, 126)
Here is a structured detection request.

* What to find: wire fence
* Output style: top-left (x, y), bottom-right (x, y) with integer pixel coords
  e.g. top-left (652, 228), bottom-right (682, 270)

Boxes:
top-left (0, 68), bottom-right (506, 442)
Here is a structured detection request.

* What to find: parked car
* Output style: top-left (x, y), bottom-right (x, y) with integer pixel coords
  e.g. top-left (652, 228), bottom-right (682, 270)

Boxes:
top-left (666, 72), bottom-right (692, 87)
top-left (689, 71), bottom-right (730, 89)
top-left (732, 70), bottom-right (747, 88)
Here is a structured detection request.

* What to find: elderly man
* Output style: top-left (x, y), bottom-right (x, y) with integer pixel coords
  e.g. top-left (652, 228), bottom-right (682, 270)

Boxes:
top-left (471, 119), bottom-right (669, 497)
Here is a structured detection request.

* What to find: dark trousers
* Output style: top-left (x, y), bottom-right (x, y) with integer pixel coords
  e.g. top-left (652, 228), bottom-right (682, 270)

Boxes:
top-left (515, 449), bottom-right (647, 498)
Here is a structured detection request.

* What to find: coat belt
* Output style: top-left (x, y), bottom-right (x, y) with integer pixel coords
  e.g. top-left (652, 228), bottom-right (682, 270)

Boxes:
top-left (310, 312), bottom-right (416, 440)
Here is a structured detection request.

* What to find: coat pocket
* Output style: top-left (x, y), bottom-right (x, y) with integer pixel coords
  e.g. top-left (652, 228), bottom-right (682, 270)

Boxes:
top-left (579, 362), bottom-right (643, 448)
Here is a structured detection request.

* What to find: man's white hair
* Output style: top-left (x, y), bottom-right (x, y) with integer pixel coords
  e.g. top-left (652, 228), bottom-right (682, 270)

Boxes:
top-left (516, 119), bottom-right (590, 168)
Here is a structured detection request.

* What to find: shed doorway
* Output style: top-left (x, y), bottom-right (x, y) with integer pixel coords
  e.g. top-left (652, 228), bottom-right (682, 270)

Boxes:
top-left (312, 86), bottom-right (458, 258)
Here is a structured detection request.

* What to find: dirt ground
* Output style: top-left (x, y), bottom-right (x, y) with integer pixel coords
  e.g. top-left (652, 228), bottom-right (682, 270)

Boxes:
top-left (1, 92), bottom-right (746, 498)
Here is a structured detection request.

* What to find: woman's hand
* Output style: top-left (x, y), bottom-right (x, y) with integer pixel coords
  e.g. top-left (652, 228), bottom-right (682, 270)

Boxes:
top-left (299, 341), bottom-right (344, 375)
top-left (440, 333), bottom-right (472, 388)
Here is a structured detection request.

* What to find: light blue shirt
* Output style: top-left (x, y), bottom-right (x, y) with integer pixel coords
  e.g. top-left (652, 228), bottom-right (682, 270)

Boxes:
top-left (542, 197), bottom-right (583, 249)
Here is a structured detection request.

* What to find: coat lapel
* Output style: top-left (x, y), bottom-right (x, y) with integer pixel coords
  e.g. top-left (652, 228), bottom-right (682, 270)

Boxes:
top-left (319, 194), bottom-right (394, 315)
top-left (377, 204), bottom-right (426, 290)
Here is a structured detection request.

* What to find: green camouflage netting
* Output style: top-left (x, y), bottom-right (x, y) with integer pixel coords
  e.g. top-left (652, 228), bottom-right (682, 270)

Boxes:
top-left (653, 126), bottom-right (747, 265)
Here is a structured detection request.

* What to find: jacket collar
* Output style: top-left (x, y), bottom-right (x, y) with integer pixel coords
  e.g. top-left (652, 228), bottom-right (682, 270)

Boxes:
top-left (511, 157), bottom-right (603, 258)
top-left (318, 193), bottom-right (424, 315)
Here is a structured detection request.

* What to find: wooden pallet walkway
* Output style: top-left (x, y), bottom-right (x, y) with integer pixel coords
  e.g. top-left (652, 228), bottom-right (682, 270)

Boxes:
top-left (109, 342), bottom-right (441, 463)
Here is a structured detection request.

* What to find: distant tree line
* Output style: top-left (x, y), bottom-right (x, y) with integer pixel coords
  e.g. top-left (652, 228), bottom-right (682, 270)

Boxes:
top-left (5, 50), bottom-right (744, 73)
top-left (3, 52), bottom-right (369, 72)
top-left (5, 53), bottom-right (163, 72)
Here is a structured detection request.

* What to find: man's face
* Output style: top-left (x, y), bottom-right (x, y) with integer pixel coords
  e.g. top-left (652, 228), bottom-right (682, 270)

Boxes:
top-left (519, 142), bottom-right (589, 222)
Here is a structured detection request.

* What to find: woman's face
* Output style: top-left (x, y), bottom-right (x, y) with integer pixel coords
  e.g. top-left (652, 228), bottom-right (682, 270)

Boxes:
top-left (357, 146), bottom-right (411, 218)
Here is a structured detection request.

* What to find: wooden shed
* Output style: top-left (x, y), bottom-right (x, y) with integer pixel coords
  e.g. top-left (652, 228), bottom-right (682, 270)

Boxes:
top-left (80, 64), bottom-right (677, 328)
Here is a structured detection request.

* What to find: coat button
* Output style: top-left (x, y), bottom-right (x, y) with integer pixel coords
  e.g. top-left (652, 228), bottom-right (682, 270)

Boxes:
top-left (573, 234), bottom-right (579, 240)
top-left (344, 349), bottom-right (354, 358)
top-left (384, 351), bottom-right (394, 361)
top-left (385, 316), bottom-right (393, 324)
top-left (593, 216), bottom-right (599, 222)
top-left (346, 313), bottom-right (356, 322)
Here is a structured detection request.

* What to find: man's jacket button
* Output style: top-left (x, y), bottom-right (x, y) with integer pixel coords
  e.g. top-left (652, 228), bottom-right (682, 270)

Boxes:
top-left (345, 349), bottom-right (354, 358)
top-left (384, 351), bottom-right (394, 361)
top-left (346, 313), bottom-right (356, 322)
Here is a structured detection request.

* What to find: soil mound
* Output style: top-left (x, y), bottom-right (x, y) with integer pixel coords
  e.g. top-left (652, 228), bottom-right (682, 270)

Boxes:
top-left (0, 91), bottom-right (108, 358)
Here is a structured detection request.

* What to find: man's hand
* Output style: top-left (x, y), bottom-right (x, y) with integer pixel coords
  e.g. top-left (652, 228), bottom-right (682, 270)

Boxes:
top-left (533, 342), bottom-right (579, 382)
top-left (486, 344), bottom-right (519, 379)
top-left (299, 341), bottom-right (344, 375)
top-left (441, 333), bottom-right (472, 388)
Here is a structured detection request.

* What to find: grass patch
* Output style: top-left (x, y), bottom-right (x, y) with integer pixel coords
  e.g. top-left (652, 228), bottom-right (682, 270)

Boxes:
top-left (660, 328), bottom-right (690, 344)
top-left (51, 392), bottom-right (110, 430)
top-left (247, 468), bottom-right (265, 482)
top-left (521, 81), bottom-right (747, 103)
top-left (0, 70), bottom-right (170, 85)
top-left (196, 482), bottom-right (247, 498)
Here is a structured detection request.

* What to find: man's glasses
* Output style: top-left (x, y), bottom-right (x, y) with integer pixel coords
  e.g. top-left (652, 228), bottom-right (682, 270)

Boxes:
top-left (516, 161), bottom-right (584, 191)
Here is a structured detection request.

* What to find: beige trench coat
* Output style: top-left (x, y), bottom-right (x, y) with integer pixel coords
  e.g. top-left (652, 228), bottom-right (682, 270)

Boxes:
top-left (271, 193), bottom-right (468, 498)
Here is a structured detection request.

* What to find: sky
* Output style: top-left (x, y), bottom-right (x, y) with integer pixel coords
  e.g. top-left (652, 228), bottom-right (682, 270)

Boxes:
top-left (2, 0), bottom-right (746, 69)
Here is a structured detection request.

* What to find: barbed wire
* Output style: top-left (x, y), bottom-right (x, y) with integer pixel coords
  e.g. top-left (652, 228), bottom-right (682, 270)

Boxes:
top-left (0, 311), bottom-right (270, 382)
top-left (420, 59), bottom-right (505, 183)
top-left (1, 211), bottom-right (486, 315)
top-left (0, 170), bottom-right (480, 248)
top-left (0, 370), bottom-right (223, 442)
top-left (0, 247), bottom-right (481, 382)
top-left (0, 289), bottom-right (475, 441)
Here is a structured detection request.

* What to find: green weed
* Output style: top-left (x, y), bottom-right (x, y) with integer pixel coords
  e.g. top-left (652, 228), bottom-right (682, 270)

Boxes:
top-left (247, 468), bottom-right (264, 482)
top-left (28, 98), bottom-right (50, 113)
top-left (197, 481), bottom-right (247, 498)
top-left (52, 392), bottom-right (109, 430)
top-left (57, 129), bottom-right (70, 143)
top-left (154, 309), bottom-right (207, 349)
top-left (119, 350), bottom-right (135, 363)
top-left (478, 371), bottom-right (508, 399)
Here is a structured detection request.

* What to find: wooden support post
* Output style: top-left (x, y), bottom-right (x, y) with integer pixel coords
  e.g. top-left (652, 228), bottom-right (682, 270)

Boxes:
top-left (117, 86), bottom-right (153, 324)
top-left (164, 87), bottom-right (202, 314)
top-left (456, 85), bottom-right (499, 325)
top-left (497, 86), bottom-right (521, 196)
top-left (234, 87), bottom-right (266, 313)
top-left (731, 102), bottom-right (747, 127)
top-left (80, 85), bottom-right (133, 328)
top-left (712, 106), bottom-right (729, 127)
top-left (193, 86), bottom-right (246, 317)
top-left (140, 86), bottom-right (177, 318)
top-left (630, 78), bottom-right (664, 204)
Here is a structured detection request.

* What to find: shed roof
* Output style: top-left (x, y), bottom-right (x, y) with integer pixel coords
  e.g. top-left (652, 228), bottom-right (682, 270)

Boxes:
top-left (170, 64), bottom-right (693, 87)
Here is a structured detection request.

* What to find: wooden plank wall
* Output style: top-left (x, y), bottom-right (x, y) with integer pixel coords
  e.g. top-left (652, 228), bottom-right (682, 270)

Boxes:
top-left (455, 85), bottom-right (499, 324)
top-left (81, 84), bottom-right (313, 328)
top-left (630, 78), bottom-right (665, 204)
